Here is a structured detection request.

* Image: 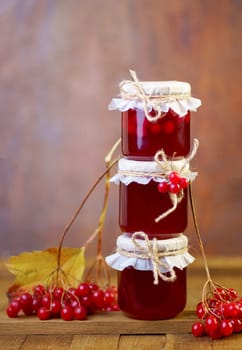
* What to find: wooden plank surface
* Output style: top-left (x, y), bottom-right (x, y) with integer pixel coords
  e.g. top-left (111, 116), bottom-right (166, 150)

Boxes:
top-left (0, 258), bottom-right (242, 349)
top-left (0, 310), bottom-right (196, 335)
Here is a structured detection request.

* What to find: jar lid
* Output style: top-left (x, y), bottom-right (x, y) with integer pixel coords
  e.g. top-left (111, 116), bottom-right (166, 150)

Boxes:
top-left (121, 80), bottom-right (191, 98)
top-left (110, 155), bottom-right (197, 186)
top-left (108, 70), bottom-right (201, 118)
top-left (105, 233), bottom-right (195, 282)
top-left (117, 232), bottom-right (188, 253)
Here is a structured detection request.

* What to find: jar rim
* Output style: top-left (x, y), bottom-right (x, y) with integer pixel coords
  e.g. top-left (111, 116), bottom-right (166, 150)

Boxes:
top-left (117, 233), bottom-right (188, 253)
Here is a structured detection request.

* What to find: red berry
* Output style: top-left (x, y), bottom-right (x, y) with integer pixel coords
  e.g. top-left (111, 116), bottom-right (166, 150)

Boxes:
top-left (91, 289), bottom-right (105, 309)
top-left (88, 283), bottom-right (99, 292)
top-left (70, 299), bottom-right (79, 309)
top-left (213, 287), bottom-right (228, 301)
top-left (111, 303), bottom-right (120, 311)
top-left (179, 177), bottom-right (189, 189)
top-left (230, 318), bottom-right (242, 333)
top-left (41, 294), bottom-right (51, 308)
top-left (169, 171), bottom-right (181, 184)
top-left (76, 283), bottom-right (90, 297)
top-left (80, 295), bottom-right (92, 308)
top-left (53, 287), bottom-right (64, 300)
top-left (9, 300), bottom-right (21, 313)
top-left (33, 285), bottom-right (45, 297)
top-left (223, 302), bottom-right (240, 318)
top-left (228, 288), bottom-right (238, 301)
top-left (104, 291), bottom-right (115, 306)
top-left (192, 321), bottom-right (205, 337)
top-left (196, 302), bottom-right (206, 319)
top-left (169, 183), bottom-right (181, 194)
top-left (205, 315), bottom-right (219, 335)
top-left (220, 319), bottom-right (233, 337)
top-left (50, 300), bottom-right (62, 315)
top-left (209, 328), bottom-right (222, 340)
top-left (157, 181), bottom-right (169, 193)
top-left (61, 306), bottom-right (73, 321)
top-left (20, 292), bottom-right (33, 308)
top-left (6, 305), bottom-right (19, 318)
top-left (74, 305), bottom-right (87, 320)
top-left (37, 307), bottom-right (51, 320)
top-left (32, 297), bottom-right (42, 313)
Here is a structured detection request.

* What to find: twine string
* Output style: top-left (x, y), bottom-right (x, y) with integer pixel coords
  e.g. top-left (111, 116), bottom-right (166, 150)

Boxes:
top-left (117, 232), bottom-right (188, 284)
top-left (154, 139), bottom-right (199, 222)
top-left (119, 70), bottom-right (191, 122)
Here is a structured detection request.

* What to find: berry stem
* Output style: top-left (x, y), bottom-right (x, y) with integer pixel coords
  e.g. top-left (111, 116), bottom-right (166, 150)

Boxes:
top-left (189, 182), bottom-right (212, 282)
top-left (56, 138), bottom-right (121, 271)
top-left (85, 138), bottom-right (121, 285)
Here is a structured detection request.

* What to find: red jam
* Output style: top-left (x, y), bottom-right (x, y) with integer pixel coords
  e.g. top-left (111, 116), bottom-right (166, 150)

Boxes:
top-left (121, 109), bottom-right (190, 160)
top-left (119, 181), bottom-right (187, 238)
top-left (118, 267), bottom-right (186, 320)
top-left (112, 79), bottom-right (197, 320)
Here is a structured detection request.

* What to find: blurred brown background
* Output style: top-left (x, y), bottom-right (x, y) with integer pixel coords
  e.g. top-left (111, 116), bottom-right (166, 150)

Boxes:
top-left (0, 0), bottom-right (241, 258)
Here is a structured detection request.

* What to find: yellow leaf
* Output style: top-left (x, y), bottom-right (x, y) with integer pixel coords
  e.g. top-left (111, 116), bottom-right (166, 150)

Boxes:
top-left (6, 246), bottom-right (85, 296)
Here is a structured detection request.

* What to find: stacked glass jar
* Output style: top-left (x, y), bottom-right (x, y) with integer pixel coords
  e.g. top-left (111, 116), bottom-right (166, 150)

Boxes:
top-left (106, 72), bottom-right (201, 320)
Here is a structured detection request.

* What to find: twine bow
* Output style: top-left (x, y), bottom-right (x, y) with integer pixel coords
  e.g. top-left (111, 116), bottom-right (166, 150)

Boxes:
top-left (119, 70), bottom-right (191, 122)
top-left (131, 232), bottom-right (177, 284)
top-left (154, 139), bottom-right (199, 222)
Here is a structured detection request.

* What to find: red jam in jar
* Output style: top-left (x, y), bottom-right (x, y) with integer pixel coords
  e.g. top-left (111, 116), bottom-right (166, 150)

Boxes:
top-left (122, 109), bottom-right (190, 160)
top-left (118, 267), bottom-right (186, 320)
top-left (119, 181), bottom-right (187, 238)
top-left (107, 74), bottom-right (201, 320)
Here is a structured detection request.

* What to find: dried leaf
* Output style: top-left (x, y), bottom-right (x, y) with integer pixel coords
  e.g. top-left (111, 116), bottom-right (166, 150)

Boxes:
top-left (6, 246), bottom-right (85, 295)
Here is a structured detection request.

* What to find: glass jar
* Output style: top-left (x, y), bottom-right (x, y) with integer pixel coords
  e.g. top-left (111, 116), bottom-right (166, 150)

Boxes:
top-left (109, 79), bottom-right (201, 161)
top-left (119, 181), bottom-right (187, 238)
top-left (105, 233), bottom-right (194, 320)
top-left (121, 108), bottom-right (190, 160)
top-left (118, 267), bottom-right (186, 320)
top-left (110, 158), bottom-right (191, 239)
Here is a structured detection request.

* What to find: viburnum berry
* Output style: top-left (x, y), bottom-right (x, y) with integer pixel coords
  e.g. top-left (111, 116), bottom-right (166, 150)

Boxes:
top-left (91, 289), bottom-right (105, 309)
top-left (53, 287), bottom-right (64, 300)
top-left (41, 293), bottom-right (51, 308)
top-left (228, 288), bottom-right (238, 301)
top-left (104, 290), bottom-right (115, 306)
top-left (169, 183), bottom-right (181, 194)
top-left (179, 177), bottom-right (189, 189)
top-left (223, 302), bottom-right (240, 318)
top-left (37, 307), bottom-right (51, 320)
top-left (73, 305), bottom-right (87, 320)
top-left (220, 319), bottom-right (233, 337)
top-left (6, 303), bottom-right (20, 318)
top-left (205, 315), bottom-right (219, 336)
top-left (61, 305), bottom-right (74, 321)
top-left (76, 283), bottom-right (90, 297)
top-left (192, 285), bottom-right (242, 339)
top-left (169, 171), bottom-right (181, 184)
top-left (6, 281), bottom-right (120, 321)
top-left (230, 318), bottom-right (242, 333)
top-left (50, 300), bottom-right (62, 315)
top-left (192, 321), bottom-right (205, 337)
top-left (33, 284), bottom-right (45, 297)
top-left (157, 181), bottom-right (169, 193)
top-left (20, 292), bottom-right (33, 309)
top-left (196, 302), bottom-right (206, 319)
top-left (32, 297), bottom-right (42, 313)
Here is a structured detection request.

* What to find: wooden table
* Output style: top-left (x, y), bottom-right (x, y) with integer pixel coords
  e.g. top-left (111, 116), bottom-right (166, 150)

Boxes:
top-left (0, 258), bottom-right (242, 349)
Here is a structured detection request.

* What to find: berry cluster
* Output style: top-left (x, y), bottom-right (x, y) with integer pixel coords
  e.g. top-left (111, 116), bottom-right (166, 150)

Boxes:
top-left (6, 283), bottom-right (119, 321)
top-left (192, 287), bottom-right (242, 339)
top-left (157, 171), bottom-right (189, 195)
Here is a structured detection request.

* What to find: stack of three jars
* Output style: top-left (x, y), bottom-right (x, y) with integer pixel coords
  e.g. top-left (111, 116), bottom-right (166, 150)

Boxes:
top-left (106, 73), bottom-right (201, 320)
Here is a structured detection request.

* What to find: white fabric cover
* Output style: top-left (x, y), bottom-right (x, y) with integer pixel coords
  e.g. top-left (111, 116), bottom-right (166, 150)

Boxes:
top-left (105, 233), bottom-right (195, 273)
